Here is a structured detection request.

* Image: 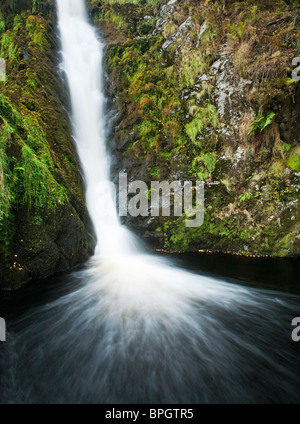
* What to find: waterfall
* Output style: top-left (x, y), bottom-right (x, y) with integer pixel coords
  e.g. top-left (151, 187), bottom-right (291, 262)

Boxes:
top-left (0, 0), bottom-right (299, 404)
top-left (56, 0), bottom-right (137, 257)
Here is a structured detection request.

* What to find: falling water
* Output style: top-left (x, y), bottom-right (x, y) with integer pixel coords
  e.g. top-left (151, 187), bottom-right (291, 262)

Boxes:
top-left (0, 0), bottom-right (299, 404)
top-left (55, 0), bottom-right (137, 257)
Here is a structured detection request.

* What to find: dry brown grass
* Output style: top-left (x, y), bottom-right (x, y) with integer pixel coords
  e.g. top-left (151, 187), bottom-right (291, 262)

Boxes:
top-left (239, 111), bottom-right (255, 142)
top-left (233, 39), bottom-right (256, 76)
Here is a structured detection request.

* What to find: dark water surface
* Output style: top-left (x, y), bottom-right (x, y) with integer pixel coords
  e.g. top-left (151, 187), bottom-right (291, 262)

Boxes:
top-left (0, 253), bottom-right (299, 404)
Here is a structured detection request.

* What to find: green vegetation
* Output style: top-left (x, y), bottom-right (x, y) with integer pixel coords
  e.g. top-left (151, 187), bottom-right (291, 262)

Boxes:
top-left (0, 89), bottom-right (68, 227)
top-left (238, 192), bottom-right (253, 205)
top-left (227, 21), bottom-right (246, 42)
top-left (191, 152), bottom-right (217, 180)
top-left (247, 110), bottom-right (276, 137)
top-left (185, 105), bottom-right (219, 142)
top-left (21, 145), bottom-right (67, 209)
top-left (95, 0), bottom-right (300, 257)
top-left (26, 15), bottom-right (49, 51)
top-left (0, 0), bottom-right (91, 287)
top-left (93, 0), bottom-right (163, 7)
top-left (287, 145), bottom-right (300, 171)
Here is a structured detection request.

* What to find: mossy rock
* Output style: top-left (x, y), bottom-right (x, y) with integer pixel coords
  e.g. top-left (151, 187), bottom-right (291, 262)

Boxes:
top-left (0, 0), bottom-right (94, 289)
top-left (287, 145), bottom-right (300, 172)
top-left (91, 0), bottom-right (300, 258)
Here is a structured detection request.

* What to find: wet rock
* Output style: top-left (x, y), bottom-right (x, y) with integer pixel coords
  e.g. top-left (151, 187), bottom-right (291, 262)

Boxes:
top-left (0, 0), bottom-right (94, 290)
top-left (91, 0), bottom-right (300, 257)
top-left (211, 49), bottom-right (252, 126)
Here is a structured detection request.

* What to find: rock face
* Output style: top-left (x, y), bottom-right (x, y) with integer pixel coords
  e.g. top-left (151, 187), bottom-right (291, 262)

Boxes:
top-left (91, 0), bottom-right (300, 257)
top-left (0, 0), bottom-right (94, 289)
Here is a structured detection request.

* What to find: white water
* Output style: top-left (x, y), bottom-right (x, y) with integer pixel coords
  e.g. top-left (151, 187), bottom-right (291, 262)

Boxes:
top-left (55, 0), bottom-right (260, 323)
top-left (56, 0), bottom-right (137, 257)
top-left (0, 0), bottom-right (299, 404)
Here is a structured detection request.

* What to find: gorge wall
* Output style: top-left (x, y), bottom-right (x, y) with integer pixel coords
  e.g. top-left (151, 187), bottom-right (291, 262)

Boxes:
top-left (90, 0), bottom-right (300, 257)
top-left (0, 0), bottom-right (94, 289)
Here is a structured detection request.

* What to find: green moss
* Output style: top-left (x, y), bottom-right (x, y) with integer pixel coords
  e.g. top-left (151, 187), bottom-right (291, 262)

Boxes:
top-left (238, 192), bottom-right (253, 206)
top-left (287, 145), bottom-right (300, 171)
top-left (191, 152), bottom-right (217, 180)
top-left (227, 21), bottom-right (246, 42)
top-left (0, 143), bottom-right (14, 230)
top-left (26, 15), bottom-right (49, 51)
top-left (13, 14), bottom-right (23, 30)
top-left (94, 0), bottom-right (300, 257)
top-left (0, 94), bottom-right (20, 124)
top-left (180, 51), bottom-right (208, 89)
top-left (26, 71), bottom-right (40, 90)
top-left (185, 104), bottom-right (219, 142)
top-left (163, 212), bottom-right (241, 252)
top-left (148, 166), bottom-right (160, 178)
top-left (0, 32), bottom-right (14, 56)
top-left (0, 0), bottom-right (92, 288)
top-left (0, 13), bottom-right (66, 229)
top-left (0, 20), bottom-right (5, 33)
top-left (20, 145), bottom-right (68, 210)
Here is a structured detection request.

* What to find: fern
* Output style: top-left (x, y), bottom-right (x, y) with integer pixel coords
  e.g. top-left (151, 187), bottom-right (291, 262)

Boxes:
top-left (247, 110), bottom-right (275, 137)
